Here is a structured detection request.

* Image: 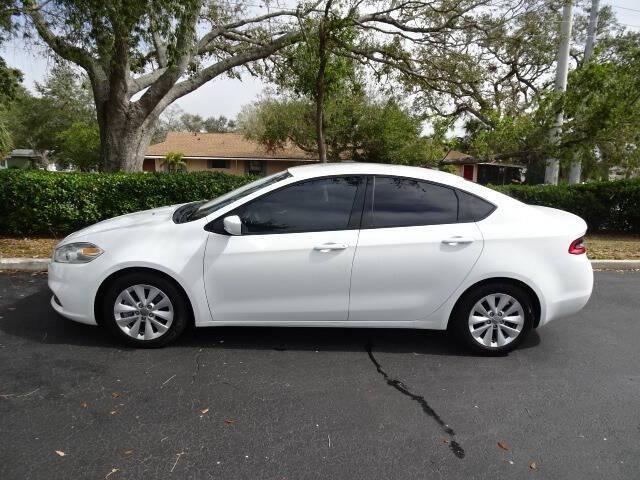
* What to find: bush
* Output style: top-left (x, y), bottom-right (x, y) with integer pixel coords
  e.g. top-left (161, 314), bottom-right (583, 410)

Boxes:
top-left (1, 170), bottom-right (639, 236)
top-left (495, 179), bottom-right (640, 233)
top-left (0, 170), bottom-right (255, 236)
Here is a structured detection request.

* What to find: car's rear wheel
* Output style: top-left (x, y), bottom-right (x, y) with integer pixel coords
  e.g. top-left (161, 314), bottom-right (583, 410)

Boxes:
top-left (99, 272), bottom-right (189, 348)
top-left (450, 283), bottom-right (534, 355)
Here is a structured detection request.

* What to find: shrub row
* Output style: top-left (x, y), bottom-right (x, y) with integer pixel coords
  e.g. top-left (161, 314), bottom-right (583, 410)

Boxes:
top-left (495, 179), bottom-right (640, 233)
top-left (1, 170), bottom-right (638, 236)
top-left (0, 170), bottom-right (255, 236)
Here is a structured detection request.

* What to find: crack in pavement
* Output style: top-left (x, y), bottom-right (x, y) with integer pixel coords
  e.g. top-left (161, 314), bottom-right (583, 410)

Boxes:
top-left (365, 343), bottom-right (465, 459)
top-left (191, 352), bottom-right (202, 384)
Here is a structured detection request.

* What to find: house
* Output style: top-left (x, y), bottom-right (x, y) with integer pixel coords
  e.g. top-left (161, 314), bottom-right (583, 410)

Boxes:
top-left (440, 150), bottom-right (525, 185)
top-left (0, 149), bottom-right (68, 171)
top-left (144, 132), bottom-right (318, 175)
top-left (1, 149), bottom-right (41, 169)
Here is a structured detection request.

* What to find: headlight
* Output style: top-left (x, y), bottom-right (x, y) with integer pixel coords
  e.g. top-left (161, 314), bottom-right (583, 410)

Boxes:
top-left (53, 242), bottom-right (104, 264)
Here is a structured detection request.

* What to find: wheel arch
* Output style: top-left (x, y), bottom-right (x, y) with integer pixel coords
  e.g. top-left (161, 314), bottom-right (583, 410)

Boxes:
top-left (447, 277), bottom-right (542, 329)
top-left (93, 266), bottom-right (195, 327)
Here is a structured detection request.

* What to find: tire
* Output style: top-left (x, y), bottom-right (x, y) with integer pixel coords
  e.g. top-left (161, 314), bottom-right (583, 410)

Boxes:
top-left (449, 282), bottom-right (535, 356)
top-left (99, 272), bottom-right (190, 348)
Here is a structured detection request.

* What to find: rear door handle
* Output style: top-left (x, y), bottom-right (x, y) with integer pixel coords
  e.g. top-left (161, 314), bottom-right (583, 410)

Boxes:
top-left (314, 242), bottom-right (349, 252)
top-left (441, 236), bottom-right (475, 246)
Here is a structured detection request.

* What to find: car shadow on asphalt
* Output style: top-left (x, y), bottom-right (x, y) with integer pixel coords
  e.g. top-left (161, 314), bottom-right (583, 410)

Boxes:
top-left (0, 285), bottom-right (541, 356)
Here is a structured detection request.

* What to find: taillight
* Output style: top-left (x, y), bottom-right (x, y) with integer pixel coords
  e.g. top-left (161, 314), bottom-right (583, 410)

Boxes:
top-left (569, 237), bottom-right (586, 255)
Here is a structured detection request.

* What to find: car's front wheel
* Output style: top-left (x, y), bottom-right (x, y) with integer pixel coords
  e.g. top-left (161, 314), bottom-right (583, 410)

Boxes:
top-left (450, 282), bottom-right (534, 355)
top-left (99, 272), bottom-right (189, 348)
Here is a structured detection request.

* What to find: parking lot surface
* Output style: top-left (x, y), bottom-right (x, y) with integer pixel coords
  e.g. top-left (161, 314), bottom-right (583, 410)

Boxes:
top-left (0, 271), bottom-right (639, 479)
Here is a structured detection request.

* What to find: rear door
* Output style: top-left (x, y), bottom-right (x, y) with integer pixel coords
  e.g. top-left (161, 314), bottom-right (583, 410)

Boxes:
top-left (348, 176), bottom-right (484, 322)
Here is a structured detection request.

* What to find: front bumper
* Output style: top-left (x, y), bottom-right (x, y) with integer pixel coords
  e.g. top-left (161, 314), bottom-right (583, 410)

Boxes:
top-left (48, 261), bottom-right (99, 325)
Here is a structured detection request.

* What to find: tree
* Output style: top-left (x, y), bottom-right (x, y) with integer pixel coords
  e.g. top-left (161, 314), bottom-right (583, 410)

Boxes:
top-left (180, 113), bottom-right (205, 133)
top-left (203, 115), bottom-right (235, 133)
top-left (162, 151), bottom-right (186, 172)
top-left (16, 0), bottom-right (320, 171)
top-left (7, 63), bottom-right (97, 166)
top-left (56, 121), bottom-right (101, 171)
top-left (14, 0), bottom-right (518, 171)
top-left (239, 93), bottom-right (440, 166)
top-left (0, 0), bottom-right (22, 155)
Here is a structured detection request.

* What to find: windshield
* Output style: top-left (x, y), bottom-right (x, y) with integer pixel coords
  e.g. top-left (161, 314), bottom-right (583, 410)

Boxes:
top-left (189, 170), bottom-right (292, 221)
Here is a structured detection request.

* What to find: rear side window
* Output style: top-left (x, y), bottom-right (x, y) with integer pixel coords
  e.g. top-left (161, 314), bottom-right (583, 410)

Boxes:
top-left (363, 176), bottom-right (458, 228)
top-left (456, 189), bottom-right (496, 222)
top-left (237, 176), bottom-right (362, 234)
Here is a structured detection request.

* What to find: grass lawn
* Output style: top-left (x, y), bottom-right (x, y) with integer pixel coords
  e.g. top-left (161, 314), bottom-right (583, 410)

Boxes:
top-left (1, 233), bottom-right (639, 260)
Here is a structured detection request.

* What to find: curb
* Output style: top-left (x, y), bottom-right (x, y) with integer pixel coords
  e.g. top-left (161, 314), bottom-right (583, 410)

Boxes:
top-left (590, 259), bottom-right (640, 271)
top-left (0, 258), bottom-right (50, 272)
top-left (1, 258), bottom-right (640, 273)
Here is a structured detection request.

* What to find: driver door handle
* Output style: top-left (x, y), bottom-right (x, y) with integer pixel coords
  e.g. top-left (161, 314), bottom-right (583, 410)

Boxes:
top-left (314, 242), bottom-right (349, 252)
top-left (441, 236), bottom-right (475, 246)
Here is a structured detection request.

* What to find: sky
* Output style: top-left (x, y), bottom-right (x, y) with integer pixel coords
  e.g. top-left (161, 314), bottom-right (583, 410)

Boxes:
top-left (1, 0), bottom-right (639, 121)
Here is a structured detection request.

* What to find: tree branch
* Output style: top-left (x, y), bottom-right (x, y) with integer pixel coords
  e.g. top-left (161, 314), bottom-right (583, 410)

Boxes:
top-left (164, 31), bottom-right (301, 105)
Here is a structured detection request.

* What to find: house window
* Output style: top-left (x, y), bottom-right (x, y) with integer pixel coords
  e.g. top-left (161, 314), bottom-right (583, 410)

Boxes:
top-left (246, 160), bottom-right (266, 176)
top-left (207, 159), bottom-right (230, 169)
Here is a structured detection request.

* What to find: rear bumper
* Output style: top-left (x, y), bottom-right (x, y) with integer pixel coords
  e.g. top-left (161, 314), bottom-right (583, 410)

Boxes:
top-left (538, 258), bottom-right (594, 326)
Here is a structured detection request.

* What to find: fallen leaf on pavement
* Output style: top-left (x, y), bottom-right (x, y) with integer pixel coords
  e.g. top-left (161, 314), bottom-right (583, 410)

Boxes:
top-left (105, 468), bottom-right (119, 479)
top-left (497, 441), bottom-right (510, 451)
top-left (55, 450), bottom-right (66, 457)
top-left (123, 449), bottom-right (134, 455)
top-left (529, 461), bottom-right (538, 470)
top-left (110, 410), bottom-right (119, 415)
top-left (224, 419), bottom-right (235, 424)
top-left (200, 408), bottom-right (209, 414)
top-left (111, 392), bottom-right (120, 398)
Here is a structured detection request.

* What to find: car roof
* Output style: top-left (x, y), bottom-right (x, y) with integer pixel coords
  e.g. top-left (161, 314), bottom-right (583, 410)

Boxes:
top-left (288, 162), bottom-right (464, 185)
top-left (287, 162), bottom-right (523, 208)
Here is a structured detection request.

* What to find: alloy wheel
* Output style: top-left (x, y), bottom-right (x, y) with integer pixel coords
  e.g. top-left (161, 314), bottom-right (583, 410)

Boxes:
top-left (468, 293), bottom-right (524, 348)
top-left (113, 284), bottom-right (174, 341)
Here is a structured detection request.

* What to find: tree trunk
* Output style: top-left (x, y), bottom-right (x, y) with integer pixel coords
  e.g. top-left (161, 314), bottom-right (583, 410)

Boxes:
top-left (96, 100), bottom-right (159, 172)
top-left (315, 1), bottom-right (331, 164)
top-left (315, 92), bottom-right (327, 164)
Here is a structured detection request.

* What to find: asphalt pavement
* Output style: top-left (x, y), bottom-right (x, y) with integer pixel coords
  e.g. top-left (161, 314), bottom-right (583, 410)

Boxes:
top-left (0, 271), bottom-right (638, 480)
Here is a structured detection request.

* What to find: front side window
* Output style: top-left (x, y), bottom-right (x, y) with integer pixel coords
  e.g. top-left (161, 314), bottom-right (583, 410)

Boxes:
top-left (190, 170), bottom-right (291, 221)
top-left (237, 176), bottom-right (362, 234)
top-left (364, 176), bottom-right (458, 228)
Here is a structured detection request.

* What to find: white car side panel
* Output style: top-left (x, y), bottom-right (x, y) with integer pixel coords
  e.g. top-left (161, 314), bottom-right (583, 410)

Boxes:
top-left (348, 222), bottom-right (483, 322)
top-left (203, 230), bottom-right (359, 322)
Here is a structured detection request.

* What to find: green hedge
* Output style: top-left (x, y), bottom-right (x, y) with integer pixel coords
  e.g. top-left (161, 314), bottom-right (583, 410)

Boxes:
top-left (0, 170), bottom-right (255, 236)
top-left (495, 179), bottom-right (640, 233)
top-left (1, 170), bottom-right (639, 236)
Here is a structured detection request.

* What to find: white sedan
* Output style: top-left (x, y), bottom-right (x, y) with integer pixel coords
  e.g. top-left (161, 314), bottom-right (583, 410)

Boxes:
top-left (48, 163), bottom-right (593, 354)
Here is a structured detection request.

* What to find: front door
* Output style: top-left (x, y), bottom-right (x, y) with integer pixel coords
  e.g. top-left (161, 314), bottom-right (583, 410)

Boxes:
top-left (204, 176), bottom-right (364, 322)
top-left (349, 176), bottom-right (483, 322)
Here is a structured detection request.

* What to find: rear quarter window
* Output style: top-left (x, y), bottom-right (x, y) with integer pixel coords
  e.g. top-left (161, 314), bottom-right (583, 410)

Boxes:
top-left (456, 190), bottom-right (496, 222)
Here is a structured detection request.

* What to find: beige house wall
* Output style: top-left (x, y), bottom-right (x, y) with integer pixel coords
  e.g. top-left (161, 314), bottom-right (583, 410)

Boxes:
top-left (152, 157), bottom-right (312, 175)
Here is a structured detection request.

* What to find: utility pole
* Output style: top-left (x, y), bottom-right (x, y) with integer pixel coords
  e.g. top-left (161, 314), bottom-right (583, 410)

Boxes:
top-left (544, 0), bottom-right (574, 185)
top-left (568, 0), bottom-right (600, 184)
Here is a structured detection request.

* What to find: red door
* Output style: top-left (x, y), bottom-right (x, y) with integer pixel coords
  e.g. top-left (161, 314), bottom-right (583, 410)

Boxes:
top-left (462, 164), bottom-right (474, 181)
top-left (143, 159), bottom-right (156, 172)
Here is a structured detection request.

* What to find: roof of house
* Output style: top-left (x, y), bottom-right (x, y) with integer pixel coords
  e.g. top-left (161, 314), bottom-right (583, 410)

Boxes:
top-left (441, 149), bottom-right (524, 168)
top-left (9, 149), bottom-right (40, 158)
top-left (146, 132), bottom-right (318, 161)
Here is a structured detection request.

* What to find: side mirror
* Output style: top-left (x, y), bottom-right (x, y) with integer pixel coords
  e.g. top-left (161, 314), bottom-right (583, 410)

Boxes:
top-left (223, 215), bottom-right (243, 235)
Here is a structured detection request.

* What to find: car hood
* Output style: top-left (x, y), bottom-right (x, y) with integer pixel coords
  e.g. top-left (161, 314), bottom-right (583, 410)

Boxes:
top-left (63, 204), bottom-right (182, 243)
